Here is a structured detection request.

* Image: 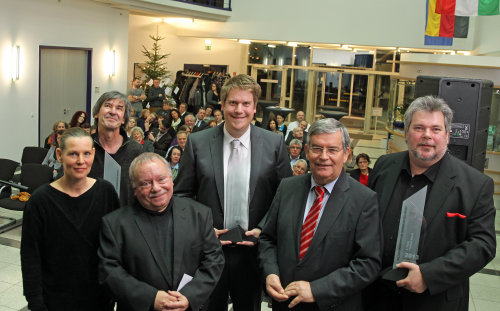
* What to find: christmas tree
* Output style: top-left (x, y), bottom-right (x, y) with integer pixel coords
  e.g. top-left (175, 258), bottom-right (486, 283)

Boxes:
top-left (141, 31), bottom-right (170, 80)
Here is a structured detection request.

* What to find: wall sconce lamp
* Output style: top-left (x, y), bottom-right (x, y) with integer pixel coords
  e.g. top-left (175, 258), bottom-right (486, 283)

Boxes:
top-left (12, 45), bottom-right (20, 81)
top-left (105, 49), bottom-right (117, 77)
top-left (111, 50), bottom-right (116, 76)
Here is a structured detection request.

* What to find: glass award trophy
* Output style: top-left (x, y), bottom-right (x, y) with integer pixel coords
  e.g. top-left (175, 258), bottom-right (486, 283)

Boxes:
top-left (382, 186), bottom-right (427, 281)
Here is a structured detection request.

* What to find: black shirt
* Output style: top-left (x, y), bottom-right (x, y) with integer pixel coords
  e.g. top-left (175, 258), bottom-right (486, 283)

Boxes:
top-left (381, 153), bottom-right (442, 269)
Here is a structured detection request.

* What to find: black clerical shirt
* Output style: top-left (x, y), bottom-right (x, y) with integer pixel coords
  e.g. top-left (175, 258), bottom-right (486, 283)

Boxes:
top-left (141, 202), bottom-right (174, 283)
top-left (381, 153), bottom-right (443, 270)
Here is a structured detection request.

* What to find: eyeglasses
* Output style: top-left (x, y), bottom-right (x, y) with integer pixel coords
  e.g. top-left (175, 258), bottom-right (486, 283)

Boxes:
top-left (289, 146), bottom-right (301, 150)
top-left (136, 177), bottom-right (170, 190)
top-left (310, 146), bottom-right (342, 156)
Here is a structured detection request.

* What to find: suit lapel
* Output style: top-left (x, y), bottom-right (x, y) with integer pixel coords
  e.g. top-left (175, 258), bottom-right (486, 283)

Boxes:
top-left (378, 154), bottom-right (405, 218)
top-left (301, 171), bottom-right (349, 262)
top-left (172, 200), bottom-right (187, 288)
top-left (249, 125), bottom-right (261, 201)
top-left (210, 126), bottom-right (224, 211)
top-left (423, 154), bottom-right (456, 227)
top-left (133, 206), bottom-right (172, 288)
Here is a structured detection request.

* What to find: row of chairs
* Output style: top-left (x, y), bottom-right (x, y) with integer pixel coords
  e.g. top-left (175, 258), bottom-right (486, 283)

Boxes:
top-left (0, 147), bottom-right (54, 233)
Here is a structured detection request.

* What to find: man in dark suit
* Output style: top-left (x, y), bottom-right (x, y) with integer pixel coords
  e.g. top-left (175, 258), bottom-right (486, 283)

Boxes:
top-left (259, 118), bottom-right (382, 311)
top-left (174, 74), bottom-right (292, 311)
top-left (98, 153), bottom-right (224, 311)
top-left (192, 107), bottom-right (208, 133)
top-left (148, 116), bottom-right (175, 154)
top-left (363, 96), bottom-right (496, 311)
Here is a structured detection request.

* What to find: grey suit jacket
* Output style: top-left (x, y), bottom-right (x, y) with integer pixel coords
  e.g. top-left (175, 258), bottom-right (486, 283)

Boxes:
top-left (174, 124), bottom-right (292, 230)
top-left (259, 172), bottom-right (382, 311)
top-left (98, 197), bottom-right (225, 311)
top-left (368, 152), bottom-right (496, 310)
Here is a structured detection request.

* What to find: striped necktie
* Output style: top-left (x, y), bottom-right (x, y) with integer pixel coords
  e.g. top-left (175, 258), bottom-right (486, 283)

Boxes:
top-left (299, 186), bottom-right (325, 260)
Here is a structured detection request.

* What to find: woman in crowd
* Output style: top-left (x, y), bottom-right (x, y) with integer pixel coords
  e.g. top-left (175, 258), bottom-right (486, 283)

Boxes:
top-left (69, 111), bottom-right (88, 128)
top-left (206, 83), bottom-right (220, 110)
top-left (42, 129), bottom-right (64, 179)
top-left (166, 145), bottom-right (182, 181)
top-left (21, 127), bottom-right (119, 311)
top-left (44, 120), bottom-right (69, 149)
top-left (276, 113), bottom-right (287, 136)
top-left (170, 108), bottom-right (183, 131)
top-left (207, 120), bottom-right (217, 128)
top-left (349, 153), bottom-right (372, 186)
top-left (204, 105), bottom-right (215, 121)
top-left (126, 117), bottom-right (137, 137)
top-left (137, 109), bottom-right (150, 131)
top-left (130, 126), bottom-right (154, 152)
top-left (293, 159), bottom-right (308, 176)
top-left (266, 118), bottom-right (282, 136)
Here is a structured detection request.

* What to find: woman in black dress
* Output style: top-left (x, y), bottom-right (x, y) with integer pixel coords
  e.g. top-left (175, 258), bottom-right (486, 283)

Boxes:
top-left (21, 127), bottom-right (120, 311)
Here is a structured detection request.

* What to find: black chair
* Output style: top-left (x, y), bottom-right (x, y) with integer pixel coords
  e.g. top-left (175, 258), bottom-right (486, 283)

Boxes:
top-left (0, 163), bottom-right (53, 233)
top-left (12, 146), bottom-right (50, 183)
top-left (0, 159), bottom-right (19, 199)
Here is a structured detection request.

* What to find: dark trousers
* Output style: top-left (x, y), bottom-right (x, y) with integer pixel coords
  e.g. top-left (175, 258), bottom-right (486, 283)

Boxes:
top-left (363, 278), bottom-right (469, 311)
top-left (208, 246), bottom-right (261, 311)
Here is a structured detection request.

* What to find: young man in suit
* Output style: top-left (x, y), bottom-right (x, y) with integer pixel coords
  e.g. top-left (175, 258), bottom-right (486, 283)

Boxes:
top-left (174, 74), bottom-right (292, 311)
top-left (363, 96), bottom-right (496, 311)
top-left (98, 153), bottom-right (224, 311)
top-left (259, 118), bottom-right (382, 311)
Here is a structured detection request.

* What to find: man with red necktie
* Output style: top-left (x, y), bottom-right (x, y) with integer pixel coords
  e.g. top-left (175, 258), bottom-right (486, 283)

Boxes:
top-left (259, 118), bottom-right (382, 311)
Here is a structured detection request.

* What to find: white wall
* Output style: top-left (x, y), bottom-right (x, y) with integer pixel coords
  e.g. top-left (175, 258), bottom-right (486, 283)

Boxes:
top-left (0, 0), bottom-right (129, 161)
top-left (128, 15), bottom-right (246, 83)
top-left (175, 0), bottom-right (475, 51)
top-left (473, 15), bottom-right (500, 56)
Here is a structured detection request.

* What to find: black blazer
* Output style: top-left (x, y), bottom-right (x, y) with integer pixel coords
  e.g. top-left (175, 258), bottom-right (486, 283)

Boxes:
top-left (192, 120), bottom-right (208, 133)
top-left (98, 197), bottom-right (225, 311)
top-left (365, 152), bottom-right (496, 311)
top-left (174, 124), bottom-right (292, 230)
top-left (259, 172), bottom-right (382, 311)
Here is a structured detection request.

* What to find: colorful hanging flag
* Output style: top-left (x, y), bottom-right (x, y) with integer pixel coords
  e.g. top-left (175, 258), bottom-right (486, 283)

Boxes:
top-left (436, 0), bottom-right (500, 16)
top-left (425, 0), bottom-right (454, 45)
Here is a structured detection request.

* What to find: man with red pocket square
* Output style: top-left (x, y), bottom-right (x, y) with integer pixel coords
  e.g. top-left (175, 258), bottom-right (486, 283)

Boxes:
top-left (363, 96), bottom-right (496, 311)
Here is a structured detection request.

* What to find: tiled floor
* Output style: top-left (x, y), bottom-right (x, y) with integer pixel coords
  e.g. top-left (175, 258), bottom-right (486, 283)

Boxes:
top-left (1, 137), bottom-right (499, 310)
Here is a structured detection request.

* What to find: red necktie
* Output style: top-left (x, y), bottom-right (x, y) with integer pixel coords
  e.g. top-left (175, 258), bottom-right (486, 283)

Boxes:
top-left (299, 186), bottom-right (325, 260)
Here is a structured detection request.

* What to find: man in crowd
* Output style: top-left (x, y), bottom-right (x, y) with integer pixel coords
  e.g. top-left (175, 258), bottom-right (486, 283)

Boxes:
top-left (179, 102), bottom-right (188, 123)
top-left (192, 107), bottom-right (207, 133)
top-left (363, 96), bottom-right (496, 311)
top-left (213, 109), bottom-right (223, 126)
top-left (288, 138), bottom-right (306, 170)
top-left (174, 74), bottom-right (292, 311)
top-left (286, 110), bottom-right (309, 140)
top-left (89, 91), bottom-right (143, 206)
top-left (259, 118), bottom-right (382, 310)
top-left (147, 78), bottom-right (165, 109)
top-left (286, 126), bottom-right (306, 147)
top-left (156, 100), bottom-right (173, 119)
top-left (127, 78), bottom-right (146, 117)
top-left (98, 153), bottom-right (224, 311)
top-left (183, 114), bottom-right (196, 131)
top-left (148, 115), bottom-right (175, 154)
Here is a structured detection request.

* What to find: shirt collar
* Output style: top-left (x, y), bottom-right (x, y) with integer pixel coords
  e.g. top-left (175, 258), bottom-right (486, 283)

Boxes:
top-left (310, 175), bottom-right (339, 195)
top-left (402, 152), bottom-right (444, 183)
top-left (223, 125), bottom-right (251, 150)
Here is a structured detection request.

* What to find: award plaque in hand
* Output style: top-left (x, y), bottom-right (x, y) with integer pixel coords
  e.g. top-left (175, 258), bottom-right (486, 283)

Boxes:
top-left (382, 186), bottom-right (427, 282)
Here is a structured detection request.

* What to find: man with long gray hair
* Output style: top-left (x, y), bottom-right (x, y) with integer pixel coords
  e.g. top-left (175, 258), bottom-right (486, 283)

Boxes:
top-left (363, 96), bottom-right (496, 311)
top-left (259, 118), bottom-right (382, 310)
top-left (89, 91), bottom-right (143, 206)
